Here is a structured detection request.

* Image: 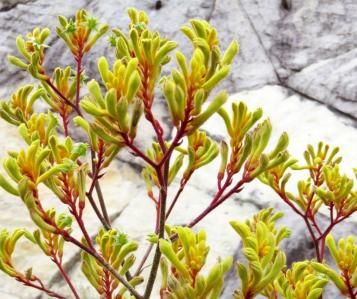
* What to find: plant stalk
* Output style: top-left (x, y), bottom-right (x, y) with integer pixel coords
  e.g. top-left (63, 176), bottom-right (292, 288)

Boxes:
top-left (53, 256), bottom-right (80, 299)
top-left (20, 277), bottom-right (66, 299)
top-left (143, 161), bottom-right (169, 298)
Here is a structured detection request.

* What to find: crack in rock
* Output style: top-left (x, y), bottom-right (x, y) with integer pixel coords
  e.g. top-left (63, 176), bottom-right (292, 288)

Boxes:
top-left (237, 0), bottom-right (280, 82)
top-left (282, 83), bottom-right (357, 124)
top-left (0, 0), bottom-right (33, 12)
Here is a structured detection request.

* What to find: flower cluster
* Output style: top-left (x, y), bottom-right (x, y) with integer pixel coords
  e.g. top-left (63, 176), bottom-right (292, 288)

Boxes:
top-left (0, 6), bottom-right (355, 299)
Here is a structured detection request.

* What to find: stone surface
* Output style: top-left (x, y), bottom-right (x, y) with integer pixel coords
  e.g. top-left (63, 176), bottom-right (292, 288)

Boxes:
top-left (287, 48), bottom-right (357, 116)
top-left (209, 0), bottom-right (279, 90)
top-left (240, 0), bottom-right (357, 117)
top-left (0, 1), bottom-right (356, 298)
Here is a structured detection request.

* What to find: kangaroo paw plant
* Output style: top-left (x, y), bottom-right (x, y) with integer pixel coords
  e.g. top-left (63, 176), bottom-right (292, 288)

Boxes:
top-left (230, 209), bottom-right (289, 299)
top-left (0, 6), bottom-right (356, 299)
top-left (277, 262), bottom-right (328, 299)
top-left (159, 226), bottom-right (232, 298)
top-left (312, 235), bottom-right (357, 298)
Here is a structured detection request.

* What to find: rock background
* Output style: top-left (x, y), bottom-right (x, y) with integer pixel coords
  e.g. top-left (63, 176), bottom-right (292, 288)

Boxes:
top-left (0, 0), bottom-right (356, 298)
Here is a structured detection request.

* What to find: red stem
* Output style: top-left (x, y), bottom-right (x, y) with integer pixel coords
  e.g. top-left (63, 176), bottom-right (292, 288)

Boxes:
top-left (87, 148), bottom-right (111, 229)
top-left (188, 174), bottom-right (245, 228)
top-left (45, 54), bottom-right (106, 227)
top-left (122, 134), bottom-right (158, 169)
top-left (278, 191), bottom-right (304, 217)
top-left (303, 216), bottom-right (321, 261)
top-left (157, 86), bottom-right (195, 168)
top-left (86, 192), bottom-right (109, 228)
top-left (87, 147), bottom-right (104, 195)
top-left (61, 112), bottom-right (69, 137)
top-left (166, 175), bottom-right (192, 220)
top-left (45, 79), bottom-right (82, 116)
top-left (141, 64), bottom-right (166, 152)
top-left (143, 154), bottom-right (170, 298)
top-left (75, 53), bottom-right (83, 111)
top-left (46, 63), bottom-right (110, 229)
top-left (278, 185), bottom-right (356, 262)
top-left (279, 190), bottom-right (325, 261)
top-left (343, 270), bottom-right (356, 299)
top-left (40, 42), bottom-right (142, 299)
top-left (18, 277), bottom-right (66, 299)
top-left (72, 205), bottom-right (95, 251)
top-left (134, 91), bottom-right (195, 277)
top-left (46, 51), bottom-right (108, 228)
top-left (103, 270), bottom-right (113, 299)
top-left (165, 181), bottom-right (186, 220)
top-left (75, 51), bottom-right (111, 229)
top-left (61, 174), bottom-right (96, 251)
top-left (318, 212), bottom-right (354, 241)
top-left (134, 192), bottom-right (160, 276)
top-left (158, 125), bottom-right (185, 168)
top-left (134, 243), bottom-right (154, 276)
top-left (310, 214), bottom-right (323, 235)
top-left (145, 105), bottom-right (166, 152)
top-left (52, 256), bottom-right (80, 299)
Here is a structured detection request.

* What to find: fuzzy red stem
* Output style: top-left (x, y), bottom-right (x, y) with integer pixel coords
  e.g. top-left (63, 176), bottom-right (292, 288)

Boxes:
top-left (134, 89), bottom-right (195, 280)
top-left (52, 256), bottom-right (80, 299)
top-left (45, 79), bottom-right (82, 116)
top-left (18, 277), bottom-right (66, 299)
top-left (122, 134), bottom-right (158, 169)
top-left (134, 243), bottom-right (154, 277)
top-left (188, 174), bottom-right (245, 228)
top-left (61, 112), bottom-right (69, 137)
top-left (143, 157), bottom-right (170, 298)
top-left (75, 53), bottom-right (83, 111)
top-left (166, 175), bottom-right (192, 220)
top-left (343, 270), bottom-right (356, 299)
top-left (141, 64), bottom-right (166, 152)
top-left (165, 182), bottom-right (186, 220)
top-left (157, 86), bottom-right (195, 168)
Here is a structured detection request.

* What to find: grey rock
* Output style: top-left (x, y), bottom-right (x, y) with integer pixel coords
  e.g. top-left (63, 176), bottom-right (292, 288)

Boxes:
top-left (287, 48), bottom-right (357, 116)
top-left (240, 0), bottom-right (357, 117)
top-left (209, 0), bottom-right (279, 91)
top-left (0, 0), bottom-right (30, 11)
top-left (240, 0), bottom-right (357, 76)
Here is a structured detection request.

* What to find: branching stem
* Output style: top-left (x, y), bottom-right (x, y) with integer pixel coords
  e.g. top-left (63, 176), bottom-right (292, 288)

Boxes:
top-left (18, 277), bottom-right (66, 299)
